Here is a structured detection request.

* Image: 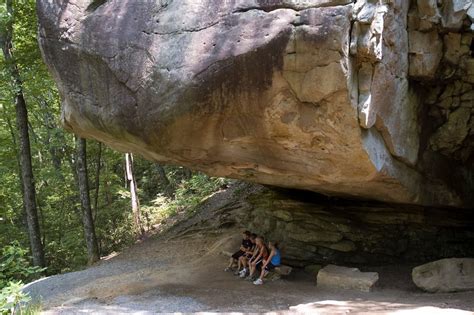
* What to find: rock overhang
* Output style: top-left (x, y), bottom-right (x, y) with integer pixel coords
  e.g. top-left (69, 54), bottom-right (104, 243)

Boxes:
top-left (37, 0), bottom-right (474, 208)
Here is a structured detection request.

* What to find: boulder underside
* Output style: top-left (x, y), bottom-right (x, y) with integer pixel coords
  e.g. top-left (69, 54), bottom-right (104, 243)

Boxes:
top-left (37, 0), bottom-right (474, 207)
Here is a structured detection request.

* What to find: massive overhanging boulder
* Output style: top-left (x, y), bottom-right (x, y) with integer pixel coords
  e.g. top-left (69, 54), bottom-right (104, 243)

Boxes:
top-left (37, 0), bottom-right (473, 207)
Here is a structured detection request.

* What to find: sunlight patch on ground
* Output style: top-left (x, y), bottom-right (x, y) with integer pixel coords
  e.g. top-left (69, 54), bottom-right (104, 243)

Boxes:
top-left (394, 307), bottom-right (473, 315)
top-left (289, 300), bottom-right (474, 315)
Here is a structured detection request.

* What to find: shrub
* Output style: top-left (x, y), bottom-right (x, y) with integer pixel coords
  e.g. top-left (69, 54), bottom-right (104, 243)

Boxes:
top-left (0, 242), bottom-right (44, 288)
top-left (0, 281), bottom-right (30, 314)
top-left (0, 243), bottom-right (44, 314)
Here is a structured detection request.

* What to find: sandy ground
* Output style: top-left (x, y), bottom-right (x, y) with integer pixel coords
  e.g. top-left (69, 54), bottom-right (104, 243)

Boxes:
top-left (24, 230), bottom-right (474, 315)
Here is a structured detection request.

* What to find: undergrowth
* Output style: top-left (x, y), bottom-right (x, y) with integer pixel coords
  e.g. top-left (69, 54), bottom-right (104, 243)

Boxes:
top-left (142, 173), bottom-right (229, 227)
top-left (0, 243), bottom-right (44, 314)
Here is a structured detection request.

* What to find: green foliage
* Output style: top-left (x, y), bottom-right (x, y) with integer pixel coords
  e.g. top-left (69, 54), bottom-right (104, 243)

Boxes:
top-left (0, 4), bottom-right (11, 41)
top-left (0, 281), bottom-right (41, 315)
top-left (0, 242), bottom-right (43, 315)
top-left (172, 173), bottom-right (227, 213)
top-left (0, 281), bottom-right (29, 314)
top-left (0, 0), bottom-right (229, 279)
top-left (0, 242), bottom-right (44, 288)
top-left (142, 172), bottom-right (229, 224)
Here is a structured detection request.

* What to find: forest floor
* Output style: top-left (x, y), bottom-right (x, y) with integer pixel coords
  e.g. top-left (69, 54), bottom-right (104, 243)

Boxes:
top-left (25, 228), bottom-right (474, 315)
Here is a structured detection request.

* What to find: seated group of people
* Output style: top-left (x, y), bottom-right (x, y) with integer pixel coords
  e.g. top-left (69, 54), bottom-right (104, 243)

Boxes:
top-left (224, 231), bottom-right (281, 285)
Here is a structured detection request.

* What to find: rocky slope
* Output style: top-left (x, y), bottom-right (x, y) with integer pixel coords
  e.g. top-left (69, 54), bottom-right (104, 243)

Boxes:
top-left (37, 0), bottom-right (473, 207)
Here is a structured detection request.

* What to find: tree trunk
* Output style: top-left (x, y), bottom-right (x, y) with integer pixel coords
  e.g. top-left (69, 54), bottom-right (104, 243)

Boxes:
top-left (4, 111), bottom-right (25, 209)
top-left (125, 153), bottom-right (144, 236)
top-left (76, 137), bottom-right (100, 264)
top-left (103, 156), bottom-right (112, 207)
top-left (1, 0), bottom-right (45, 267)
top-left (183, 167), bottom-right (192, 179)
top-left (155, 164), bottom-right (170, 187)
top-left (93, 142), bottom-right (102, 220)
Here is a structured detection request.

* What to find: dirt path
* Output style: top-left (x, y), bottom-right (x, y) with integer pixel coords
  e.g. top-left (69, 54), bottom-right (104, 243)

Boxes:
top-left (25, 230), bottom-right (474, 314)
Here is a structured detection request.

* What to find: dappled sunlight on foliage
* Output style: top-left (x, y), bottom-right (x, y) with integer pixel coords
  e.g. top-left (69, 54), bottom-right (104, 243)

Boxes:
top-left (142, 173), bottom-right (229, 226)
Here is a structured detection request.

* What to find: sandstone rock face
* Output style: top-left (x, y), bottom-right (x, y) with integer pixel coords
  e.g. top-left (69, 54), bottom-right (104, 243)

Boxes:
top-left (317, 265), bottom-right (379, 292)
top-left (37, 0), bottom-right (473, 207)
top-left (412, 258), bottom-right (474, 292)
top-left (179, 182), bottom-right (474, 267)
top-left (243, 186), bottom-right (474, 266)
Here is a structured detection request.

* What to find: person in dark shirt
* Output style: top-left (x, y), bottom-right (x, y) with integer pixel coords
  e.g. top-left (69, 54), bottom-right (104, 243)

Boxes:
top-left (224, 230), bottom-right (252, 272)
top-left (236, 233), bottom-right (257, 276)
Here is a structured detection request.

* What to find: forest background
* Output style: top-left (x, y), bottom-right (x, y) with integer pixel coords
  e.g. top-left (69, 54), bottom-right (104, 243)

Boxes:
top-left (0, 1), bottom-right (227, 311)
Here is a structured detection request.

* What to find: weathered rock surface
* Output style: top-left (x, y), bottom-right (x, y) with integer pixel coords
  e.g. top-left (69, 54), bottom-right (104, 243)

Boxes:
top-left (275, 265), bottom-right (293, 276)
top-left (170, 182), bottom-right (474, 266)
top-left (37, 0), bottom-right (474, 207)
top-left (412, 258), bottom-right (474, 292)
top-left (317, 264), bottom-right (379, 292)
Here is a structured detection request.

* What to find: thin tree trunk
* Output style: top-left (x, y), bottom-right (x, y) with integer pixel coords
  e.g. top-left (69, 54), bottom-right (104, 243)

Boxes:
top-left (155, 164), bottom-right (170, 187)
top-left (183, 167), bottom-right (192, 179)
top-left (125, 153), bottom-right (143, 236)
top-left (103, 156), bottom-right (112, 207)
top-left (76, 137), bottom-right (100, 264)
top-left (1, 0), bottom-right (45, 267)
top-left (93, 142), bottom-right (102, 220)
top-left (4, 112), bottom-right (24, 205)
top-left (5, 107), bottom-right (29, 245)
top-left (155, 163), bottom-right (172, 196)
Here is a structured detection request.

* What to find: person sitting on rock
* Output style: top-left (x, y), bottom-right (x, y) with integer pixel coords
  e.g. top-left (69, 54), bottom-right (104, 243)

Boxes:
top-left (246, 236), bottom-right (269, 281)
top-left (253, 241), bottom-right (281, 285)
top-left (235, 233), bottom-right (257, 276)
top-left (239, 235), bottom-right (261, 278)
top-left (225, 230), bottom-right (252, 272)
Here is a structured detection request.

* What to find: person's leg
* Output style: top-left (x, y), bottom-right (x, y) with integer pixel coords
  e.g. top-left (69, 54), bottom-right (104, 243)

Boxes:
top-left (255, 260), bottom-right (262, 278)
top-left (235, 256), bottom-right (244, 275)
top-left (254, 262), bottom-right (273, 285)
top-left (259, 263), bottom-right (273, 280)
top-left (258, 266), bottom-right (266, 280)
top-left (227, 251), bottom-right (243, 271)
top-left (243, 256), bottom-right (249, 269)
top-left (249, 261), bottom-right (256, 277)
top-left (248, 258), bottom-right (253, 268)
top-left (239, 258), bottom-right (250, 277)
top-left (248, 259), bottom-right (260, 279)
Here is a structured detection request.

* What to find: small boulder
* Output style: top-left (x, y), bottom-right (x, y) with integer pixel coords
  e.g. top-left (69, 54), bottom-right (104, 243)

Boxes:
top-left (316, 265), bottom-right (379, 292)
top-left (412, 258), bottom-right (474, 293)
top-left (275, 265), bottom-right (293, 276)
